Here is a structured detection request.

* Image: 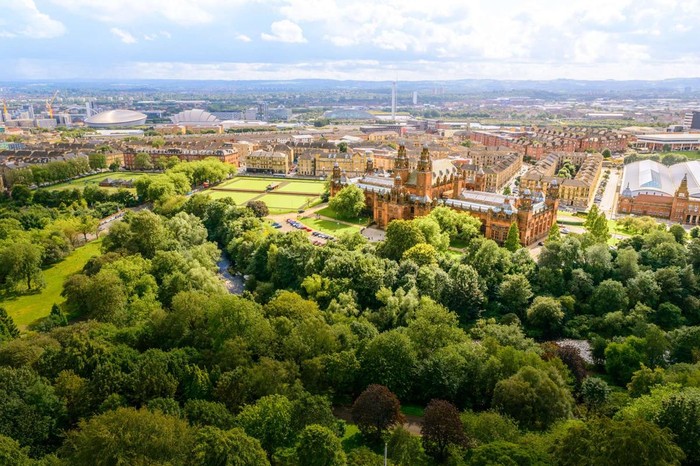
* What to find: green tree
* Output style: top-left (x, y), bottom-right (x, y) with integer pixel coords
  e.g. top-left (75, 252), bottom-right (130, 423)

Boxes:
top-left (552, 418), bottom-right (684, 466)
top-left (548, 222), bottom-right (561, 242)
top-left (388, 426), bottom-right (427, 466)
top-left (190, 426), bottom-right (270, 466)
top-left (602, 149), bottom-right (612, 158)
top-left (295, 424), bottom-right (346, 466)
top-left (133, 152), bottom-right (154, 170)
top-left (351, 384), bottom-right (404, 440)
top-left (0, 307), bottom-right (19, 343)
top-left (337, 142), bottom-right (348, 153)
top-left (526, 296), bottom-right (564, 339)
top-left (379, 219), bottom-right (426, 261)
top-left (590, 279), bottom-right (628, 315)
top-left (0, 367), bottom-right (64, 456)
top-left (246, 200), bottom-right (269, 218)
top-left (498, 274), bottom-right (533, 318)
top-left (235, 395), bottom-right (294, 455)
top-left (492, 366), bottom-right (573, 430)
top-left (669, 224), bottom-right (686, 244)
top-left (88, 153), bottom-right (107, 170)
top-left (329, 185), bottom-right (366, 219)
top-left (654, 391), bottom-right (700, 461)
top-left (590, 213), bottom-right (610, 242)
top-left (0, 435), bottom-right (32, 466)
top-left (584, 205), bottom-right (600, 229)
top-left (360, 330), bottom-right (417, 398)
top-left (77, 216), bottom-right (100, 241)
top-left (604, 336), bottom-right (647, 385)
top-left (0, 241), bottom-right (44, 291)
top-left (402, 243), bottom-right (438, 266)
top-left (580, 377), bottom-right (611, 411)
top-left (11, 185), bottom-right (32, 205)
top-left (421, 399), bottom-right (468, 462)
top-left (60, 407), bottom-right (193, 466)
top-left (504, 222), bottom-right (521, 252)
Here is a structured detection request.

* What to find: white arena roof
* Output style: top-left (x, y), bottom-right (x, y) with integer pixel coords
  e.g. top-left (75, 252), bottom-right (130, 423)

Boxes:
top-left (85, 109), bottom-right (147, 128)
top-left (621, 160), bottom-right (700, 198)
top-left (170, 109), bottom-right (220, 125)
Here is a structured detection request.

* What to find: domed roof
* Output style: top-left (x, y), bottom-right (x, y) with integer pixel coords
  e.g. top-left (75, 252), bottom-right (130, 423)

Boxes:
top-left (85, 109), bottom-right (147, 127)
top-left (170, 109), bottom-right (220, 125)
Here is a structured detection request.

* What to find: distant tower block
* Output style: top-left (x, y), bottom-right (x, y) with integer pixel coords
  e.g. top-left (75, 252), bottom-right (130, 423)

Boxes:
top-left (391, 81), bottom-right (397, 122)
top-left (412, 91), bottom-right (418, 105)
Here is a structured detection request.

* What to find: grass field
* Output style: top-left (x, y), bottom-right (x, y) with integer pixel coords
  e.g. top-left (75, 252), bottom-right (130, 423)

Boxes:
top-left (205, 190), bottom-right (261, 204)
top-left (1, 239), bottom-right (103, 329)
top-left (317, 206), bottom-right (370, 225)
top-left (220, 178), bottom-right (277, 191)
top-left (276, 181), bottom-right (326, 194)
top-left (298, 217), bottom-right (361, 236)
top-left (258, 193), bottom-right (315, 210)
top-left (47, 172), bottom-right (145, 191)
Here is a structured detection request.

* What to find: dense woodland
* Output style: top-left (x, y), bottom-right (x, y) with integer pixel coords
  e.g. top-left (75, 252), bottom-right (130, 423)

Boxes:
top-left (0, 166), bottom-right (699, 465)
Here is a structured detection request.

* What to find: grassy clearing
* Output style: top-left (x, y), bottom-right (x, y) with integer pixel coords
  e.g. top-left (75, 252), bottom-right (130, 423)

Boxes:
top-left (298, 217), bottom-right (361, 236)
top-left (1, 239), bottom-right (103, 329)
top-left (557, 211), bottom-right (585, 224)
top-left (47, 172), bottom-right (145, 191)
top-left (317, 206), bottom-right (370, 226)
top-left (258, 193), bottom-right (317, 210)
top-left (401, 404), bottom-right (425, 417)
top-left (341, 424), bottom-right (363, 453)
top-left (204, 190), bottom-right (262, 204)
top-left (222, 178), bottom-right (277, 191)
top-left (276, 181), bottom-right (325, 194)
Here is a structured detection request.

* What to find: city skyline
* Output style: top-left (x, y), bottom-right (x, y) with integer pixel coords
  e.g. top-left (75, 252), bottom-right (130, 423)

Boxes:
top-left (1, 0), bottom-right (699, 81)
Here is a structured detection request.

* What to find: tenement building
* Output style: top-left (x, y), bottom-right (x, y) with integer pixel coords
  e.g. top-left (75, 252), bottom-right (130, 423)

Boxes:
top-left (244, 149), bottom-right (289, 174)
top-left (330, 145), bottom-right (558, 246)
top-left (520, 152), bottom-right (603, 210)
top-left (618, 160), bottom-right (700, 224)
top-left (297, 150), bottom-right (366, 177)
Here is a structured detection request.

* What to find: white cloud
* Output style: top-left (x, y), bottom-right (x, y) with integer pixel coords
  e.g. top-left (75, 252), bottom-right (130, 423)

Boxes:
top-left (143, 31), bottom-right (172, 41)
top-left (236, 34), bottom-right (252, 42)
top-left (1, 0), bottom-right (65, 39)
top-left (261, 20), bottom-right (307, 43)
top-left (111, 27), bottom-right (137, 44)
top-left (52, 0), bottom-right (250, 26)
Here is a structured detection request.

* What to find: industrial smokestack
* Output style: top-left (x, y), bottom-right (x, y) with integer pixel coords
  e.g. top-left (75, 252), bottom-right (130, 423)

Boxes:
top-left (391, 81), bottom-right (397, 122)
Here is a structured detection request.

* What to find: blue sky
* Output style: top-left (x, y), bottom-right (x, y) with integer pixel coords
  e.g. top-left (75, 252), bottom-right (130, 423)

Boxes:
top-left (1, 0), bottom-right (699, 81)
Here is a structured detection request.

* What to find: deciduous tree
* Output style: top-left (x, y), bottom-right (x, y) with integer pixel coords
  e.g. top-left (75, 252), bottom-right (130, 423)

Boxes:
top-left (351, 384), bottom-right (404, 440)
top-left (421, 399), bottom-right (468, 461)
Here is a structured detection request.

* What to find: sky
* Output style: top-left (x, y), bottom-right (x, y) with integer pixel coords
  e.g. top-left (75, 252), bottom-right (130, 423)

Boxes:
top-left (0, 0), bottom-right (699, 81)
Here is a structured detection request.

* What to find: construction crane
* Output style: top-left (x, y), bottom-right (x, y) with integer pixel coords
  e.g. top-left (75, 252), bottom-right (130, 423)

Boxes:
top-left (45, 90), bottom-right (59, 119)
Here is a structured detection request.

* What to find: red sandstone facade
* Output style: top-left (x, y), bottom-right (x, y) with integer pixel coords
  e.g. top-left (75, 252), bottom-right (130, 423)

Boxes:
top-left (331, 145), bottom-right (559, 246)
top-left (618, 175), bottom-right (700, 225)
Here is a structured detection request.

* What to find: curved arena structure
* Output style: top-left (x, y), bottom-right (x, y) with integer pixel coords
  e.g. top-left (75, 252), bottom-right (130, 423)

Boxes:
top-left (85, 109), bottom-right (148, 128)
top-left (170, 109), bottom-right (220, 125)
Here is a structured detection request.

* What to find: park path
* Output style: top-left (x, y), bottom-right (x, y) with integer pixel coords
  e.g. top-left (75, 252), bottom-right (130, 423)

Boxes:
top-left (333, 406), bottom-right (423, 435)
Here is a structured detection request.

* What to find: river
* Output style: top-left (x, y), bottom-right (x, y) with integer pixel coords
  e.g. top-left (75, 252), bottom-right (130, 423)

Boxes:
top-left (217, 254), bottom-right (245, 295)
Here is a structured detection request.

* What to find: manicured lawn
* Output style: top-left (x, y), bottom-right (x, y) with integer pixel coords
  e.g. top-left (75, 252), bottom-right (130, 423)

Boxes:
top-left (1, 239), bottom-right (103, 329)
top-left (299, 217), bottom-right (361, 236)
top-left (204, 190), bottom-right (262, 204)
top-left (258, 193), bottom-right (318, 210)
top-left (222, 178), bottom-right (277, 191)
top-left (317, 206), bottom-right (370, 226)
top-left (47, 172), bottom-right (145, 191)
top-left (557, 211), bottom-right (585, 225)
top-left (276, 181), bottom-right (325, 194)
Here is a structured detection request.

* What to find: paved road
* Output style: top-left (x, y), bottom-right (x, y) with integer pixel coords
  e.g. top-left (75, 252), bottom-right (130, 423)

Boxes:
top-left (598, 168), bottom-right (622, 219)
